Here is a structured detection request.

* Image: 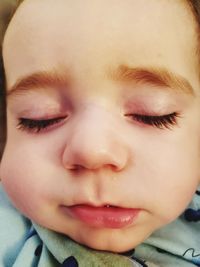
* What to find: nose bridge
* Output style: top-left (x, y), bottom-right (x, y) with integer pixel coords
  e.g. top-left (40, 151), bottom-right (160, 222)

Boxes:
top-left (71, 106), bottom-right (111, 152)
top-left (80, 104), bottom-right (113, 137)
top-left (62, 105), bottom-right (128, 171)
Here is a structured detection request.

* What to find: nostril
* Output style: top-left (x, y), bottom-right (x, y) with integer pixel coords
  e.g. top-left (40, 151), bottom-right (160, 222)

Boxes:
top-left (110, 163), bottom-right (122, 172)
top-left (64, 159), bottom-right (126, 172)
top-left (66, 164), bottom-right (85, 171)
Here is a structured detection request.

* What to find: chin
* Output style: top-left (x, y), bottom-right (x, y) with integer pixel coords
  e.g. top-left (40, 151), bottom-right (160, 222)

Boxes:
top-left (73, 230), bottom-right (140, 253)
top-left (72, 224), bottom-right (156, 253)
top-left (81, 239), bottom-right (136, 253)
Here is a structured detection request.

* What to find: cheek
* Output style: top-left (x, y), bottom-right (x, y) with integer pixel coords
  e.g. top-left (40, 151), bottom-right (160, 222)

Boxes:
top-left (132, 127), bottom-right (200, 222)
top-left (0, 147), bottom-right (46, 219)
top-left (151, 148), bottom-right (200, 222)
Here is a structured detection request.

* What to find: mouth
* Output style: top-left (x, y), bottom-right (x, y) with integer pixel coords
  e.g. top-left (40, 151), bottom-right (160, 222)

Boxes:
top-left (60, 204), bottom-right (141, 229)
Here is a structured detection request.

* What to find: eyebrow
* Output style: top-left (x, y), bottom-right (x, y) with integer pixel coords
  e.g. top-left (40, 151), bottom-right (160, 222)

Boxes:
top-left (109, 65), bottom-right (195, 96)
top-left (6, 65), bottom-right (195, 98)
top-left (7, 71), bottom-right (70, 98)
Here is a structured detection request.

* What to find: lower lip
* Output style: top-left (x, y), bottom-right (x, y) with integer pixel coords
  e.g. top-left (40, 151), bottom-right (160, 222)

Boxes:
top-left (62, 205), bottom-right (140, 229)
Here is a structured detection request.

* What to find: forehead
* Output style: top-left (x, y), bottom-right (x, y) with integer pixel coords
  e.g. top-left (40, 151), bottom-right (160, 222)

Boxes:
top-left (3, 0), bottom-right (199, 91)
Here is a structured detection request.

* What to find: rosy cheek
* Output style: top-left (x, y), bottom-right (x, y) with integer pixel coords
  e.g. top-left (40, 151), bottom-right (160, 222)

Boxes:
top-left (1, 154), bottom-right (27, 202)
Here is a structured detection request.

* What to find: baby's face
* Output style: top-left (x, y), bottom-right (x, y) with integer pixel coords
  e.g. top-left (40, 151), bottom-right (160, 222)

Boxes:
top-left (1, 0), bottom-right (200, 252)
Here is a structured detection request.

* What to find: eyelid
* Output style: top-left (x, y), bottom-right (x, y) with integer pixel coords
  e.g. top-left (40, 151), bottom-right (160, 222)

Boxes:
top-left (16, 109), bottom-right (67, 120)
top-left (8, 96), bottom-right (70, 120)
top-left (125, 112), bottom-right (181, 130)
top-left (17, 116), bottom-right (67, 133)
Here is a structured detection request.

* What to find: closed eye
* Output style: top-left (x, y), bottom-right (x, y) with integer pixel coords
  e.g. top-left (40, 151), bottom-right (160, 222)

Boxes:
top-left (125, 112), bottom-right (180, 129)
top-left (17, 116), bottom-right (67, 133)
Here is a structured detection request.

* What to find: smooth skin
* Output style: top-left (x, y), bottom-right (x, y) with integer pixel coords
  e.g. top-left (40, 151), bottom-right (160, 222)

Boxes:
top-left (1, 0), bottom-right (200, 252)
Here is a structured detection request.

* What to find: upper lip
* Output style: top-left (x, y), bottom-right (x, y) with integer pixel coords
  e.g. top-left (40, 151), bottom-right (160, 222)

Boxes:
top-left (61, 202), bottom-right (133, 209)
top-left (60, 195), bottom-right (138, 209)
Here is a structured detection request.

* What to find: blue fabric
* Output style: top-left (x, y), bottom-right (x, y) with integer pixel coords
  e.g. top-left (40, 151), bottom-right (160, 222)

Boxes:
top-left (134, 188), bottom-right (200, 266)
top-left (0, 184), bottom-right (200, 267)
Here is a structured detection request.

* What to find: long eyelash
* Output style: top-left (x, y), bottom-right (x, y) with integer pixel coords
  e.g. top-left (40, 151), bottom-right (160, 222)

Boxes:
top-left (17, 117), bottom-right (65, 133)
top-left (128, 112), bottom-right (180, 129)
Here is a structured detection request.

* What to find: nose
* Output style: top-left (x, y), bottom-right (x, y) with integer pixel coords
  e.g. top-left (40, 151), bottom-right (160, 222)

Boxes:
top-left (62, 107), bottom-right (129, 171)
